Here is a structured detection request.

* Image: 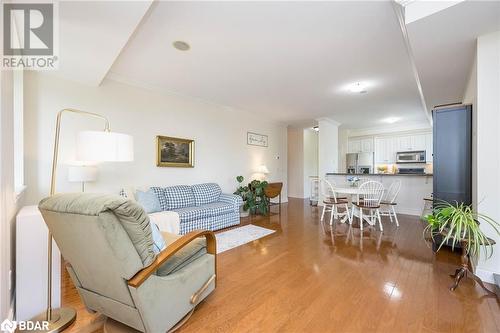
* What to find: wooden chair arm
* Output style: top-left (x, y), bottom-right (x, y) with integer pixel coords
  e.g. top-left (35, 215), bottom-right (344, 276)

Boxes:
top-left (128, 230), bottom-right (217, 288)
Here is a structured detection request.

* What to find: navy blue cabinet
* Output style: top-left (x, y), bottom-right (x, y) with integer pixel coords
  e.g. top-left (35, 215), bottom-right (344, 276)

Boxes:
top-left (432, 104), bottom-right (472, 205)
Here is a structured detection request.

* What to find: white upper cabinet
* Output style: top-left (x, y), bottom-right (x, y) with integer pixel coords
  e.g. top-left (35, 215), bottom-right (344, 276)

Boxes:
top-left (348, 138), bottom-right (374, 153)
top-left (374, 137), bottom-right (396, 163)
top-left (425, 133), bottom-right (433, 162)
top-left (411, 134), bottom-right (426, 151)
top-left (351, 131), bottom-right (431, 164)
top-left (396, 135), bottom-right (413, 151)
top-left (361, 138), bottom-right (373, 152)
top-left (396, 134), bottom-right (427, 152)
top-left (348, 139), bottom-right (362, 153)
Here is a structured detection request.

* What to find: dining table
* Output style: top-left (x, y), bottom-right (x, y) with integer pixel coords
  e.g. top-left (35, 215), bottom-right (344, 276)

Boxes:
top-left (332, 184), bottom-right (378, 226)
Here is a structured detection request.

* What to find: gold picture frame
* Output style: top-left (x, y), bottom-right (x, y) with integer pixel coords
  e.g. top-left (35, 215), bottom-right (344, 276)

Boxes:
top-left (156, 135), bottom-right (195, 167)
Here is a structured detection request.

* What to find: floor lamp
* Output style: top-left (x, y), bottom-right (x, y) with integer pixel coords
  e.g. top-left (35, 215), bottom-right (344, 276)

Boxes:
top-left (26, 109), bottom-right (134, 332)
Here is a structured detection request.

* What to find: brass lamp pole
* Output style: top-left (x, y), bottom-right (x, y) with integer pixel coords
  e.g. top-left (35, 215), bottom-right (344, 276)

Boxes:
top-left (26, 109), bottom-right (117, 332)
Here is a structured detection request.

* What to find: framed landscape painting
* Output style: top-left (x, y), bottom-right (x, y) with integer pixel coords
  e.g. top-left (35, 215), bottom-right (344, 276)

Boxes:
top-left (156, 136), bottom-right (195, 167)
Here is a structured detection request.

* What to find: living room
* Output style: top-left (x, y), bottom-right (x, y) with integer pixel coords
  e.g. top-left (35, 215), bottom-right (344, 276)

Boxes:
top-left (1, 1), bottom-right (500, 333)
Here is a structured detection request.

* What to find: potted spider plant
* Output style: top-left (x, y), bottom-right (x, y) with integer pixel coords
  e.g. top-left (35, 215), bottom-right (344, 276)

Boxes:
top-left (423, 200), bottom-right (500, 259)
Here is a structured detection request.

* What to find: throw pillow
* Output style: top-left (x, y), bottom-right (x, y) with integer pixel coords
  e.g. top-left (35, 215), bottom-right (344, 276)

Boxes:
top-left (150, 222), bottom-right (166, 254)
top-left (136, 189), bottom-right (161, 214)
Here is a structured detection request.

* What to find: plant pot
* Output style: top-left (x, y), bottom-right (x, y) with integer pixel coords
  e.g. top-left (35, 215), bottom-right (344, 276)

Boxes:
top-left (239, 204), bottom-right (250, 218)
top-left (431, 233), bottom-right (462, 253)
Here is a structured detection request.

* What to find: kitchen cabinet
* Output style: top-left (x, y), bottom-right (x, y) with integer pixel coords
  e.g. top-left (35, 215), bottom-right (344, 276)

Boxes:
top-left (348, 138), bottom-right (373, 153)
top-left (425, 133), bottom-right (433, 162)
top-left (361, 138), bottom-right (373, 152)
top-left (396, 134), bottom-right (426, 152)
top-left (375, 137), bottom-right (396, 163)
top-left (349, 131), bottom-right (431, 165)
top-left (348, 139), bottom-right (361, 153)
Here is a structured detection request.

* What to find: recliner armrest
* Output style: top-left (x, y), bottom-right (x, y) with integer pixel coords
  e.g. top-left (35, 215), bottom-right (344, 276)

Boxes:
top-left (128, 230), bottom-right (216, 288)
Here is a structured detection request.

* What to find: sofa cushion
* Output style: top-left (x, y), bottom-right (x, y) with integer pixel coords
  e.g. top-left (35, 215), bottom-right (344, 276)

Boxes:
top-left (151, 185), bottom-right (195, 211)
top-left (173, 202), bottom-right (235, 223)
top-left (136, 189), bottom-right (161, 214)
top-left (191, 183), bottom-right (222, 206)
top-left (156, 232), bottom-right (207, 276)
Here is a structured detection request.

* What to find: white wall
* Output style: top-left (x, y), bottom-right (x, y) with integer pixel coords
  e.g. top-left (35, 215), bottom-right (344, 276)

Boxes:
top-left (286, 127), bottom-right (304, 198)
top-left (463, 55), bottom-right (477, 210)
top-left (0, 70), bottom-right (23, 320)
top-left (338, 128), bottom-right (349, 173)
top-left (303, 129), bottom-right (318, 198)
top-left (23, 72), bottom-right (287, 204)
top-left (475, 31), bottom-right (500, 283)
top-left (318, 118), bottom-right (339, 204)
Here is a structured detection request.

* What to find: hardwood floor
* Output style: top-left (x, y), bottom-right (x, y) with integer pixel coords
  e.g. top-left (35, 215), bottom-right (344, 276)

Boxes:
top-left (63, 198), bottom-right (500, 332)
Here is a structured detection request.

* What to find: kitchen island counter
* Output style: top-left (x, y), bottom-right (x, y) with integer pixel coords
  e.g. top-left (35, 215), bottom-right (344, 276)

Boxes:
top-left (326, 172), bottom-right (433, 177)
top-left (325, 173), bottom-right (432, 216)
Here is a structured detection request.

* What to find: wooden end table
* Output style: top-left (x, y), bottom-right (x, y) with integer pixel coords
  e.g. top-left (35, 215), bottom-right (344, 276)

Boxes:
top-left (448, 237), bottom-right (497, 297)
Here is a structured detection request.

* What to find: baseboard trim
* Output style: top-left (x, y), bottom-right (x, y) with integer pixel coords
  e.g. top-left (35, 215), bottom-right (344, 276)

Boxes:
top-left (475, 267), bottom-right (497, 284)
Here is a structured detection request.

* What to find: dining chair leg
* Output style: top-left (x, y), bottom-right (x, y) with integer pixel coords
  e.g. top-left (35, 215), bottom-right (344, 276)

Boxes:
top-left (346, 204), bottom-right (352, 224)
top-left (388, 207), bottom-right (394, 223)
top-left (392, 206), bottom-right (399, 227)
top-left (359, 208), bottom-right (363, 231)
top-left (321, 204), bottom-right (326, 222)
top-left (329, 205), bottom-right (334, 225)
top-left (376, 209), bottom-right (383, 232)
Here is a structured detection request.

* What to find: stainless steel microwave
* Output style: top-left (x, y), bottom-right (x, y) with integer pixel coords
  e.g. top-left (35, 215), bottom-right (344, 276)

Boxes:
top-left (396, 150), bottom-right (426, 163)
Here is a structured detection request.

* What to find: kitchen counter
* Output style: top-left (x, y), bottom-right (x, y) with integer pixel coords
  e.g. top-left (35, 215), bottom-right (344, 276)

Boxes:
top-left (326, 172), bottom-right (433, 177)
top-left (325, 173), bottom-right (433, 216)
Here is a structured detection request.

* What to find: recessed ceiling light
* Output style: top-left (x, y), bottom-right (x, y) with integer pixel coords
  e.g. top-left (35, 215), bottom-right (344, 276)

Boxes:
top-left (383, 117), bottom-right (400, 124)
top-left (173, 40), bottom-right (190, 51)
top-left (348, 82), bottom-right (368, 93)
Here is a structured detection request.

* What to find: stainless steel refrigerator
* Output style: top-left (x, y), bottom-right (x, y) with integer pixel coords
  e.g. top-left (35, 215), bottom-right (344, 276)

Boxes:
top-left (346, 152), bottom-right (374, 174)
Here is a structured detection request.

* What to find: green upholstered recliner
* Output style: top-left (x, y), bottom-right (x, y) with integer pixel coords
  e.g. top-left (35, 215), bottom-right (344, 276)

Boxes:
top-left (39, 193), bottom-right (216, 333)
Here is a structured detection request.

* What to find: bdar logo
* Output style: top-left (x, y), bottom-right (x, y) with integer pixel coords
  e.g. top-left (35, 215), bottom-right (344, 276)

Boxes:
top-left (0, 319), bottom-right (17, 333)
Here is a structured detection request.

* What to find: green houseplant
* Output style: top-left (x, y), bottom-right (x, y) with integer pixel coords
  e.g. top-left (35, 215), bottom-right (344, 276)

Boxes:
top-left (423, 200), bottom-right (500, 259)
top-left (247, 179), bottom-right (269, 215)
top-left (234, 176), bottom-right (250, 217)
top-left (233, 176), bottom-right (269, 216)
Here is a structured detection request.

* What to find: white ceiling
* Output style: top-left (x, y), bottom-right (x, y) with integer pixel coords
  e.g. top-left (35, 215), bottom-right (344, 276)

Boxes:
top-left (56, 0), bottom-right (153, 86)
top-left (53, 1), bottom-right (500, 129)
top-left (108, 1), bottom-right (428, 129)
top-left (406, 0), bottom-right (500, 111)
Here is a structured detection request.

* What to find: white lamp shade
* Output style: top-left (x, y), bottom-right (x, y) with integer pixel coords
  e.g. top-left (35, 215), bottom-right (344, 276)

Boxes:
top-left (258, 165), bottom-right (270, 174)
top-left (68, 165), bottom-right (98, 182)
top-left (76, 131), bottom-right (134, 162)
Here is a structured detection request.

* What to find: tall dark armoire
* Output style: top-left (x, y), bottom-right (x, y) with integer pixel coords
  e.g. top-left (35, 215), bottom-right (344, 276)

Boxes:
top-left (432, 104), bottom-right (472, 206)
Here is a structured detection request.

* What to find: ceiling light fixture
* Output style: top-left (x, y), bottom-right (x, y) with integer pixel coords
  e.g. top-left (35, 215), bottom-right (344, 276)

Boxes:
top-left (383, 117), bottom-right (400, 124)
top-left (348, 82), bottom-right (368, 94)
top-left (172, 40), bottom-right (190, 51)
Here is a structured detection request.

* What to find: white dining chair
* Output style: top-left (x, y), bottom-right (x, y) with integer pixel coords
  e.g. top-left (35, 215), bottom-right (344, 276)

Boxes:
top-left (320, 179), bottom-right (351, 225)
top-left (352, 180), bottom-right (384, 231)
top-left (379, 180), bottom-right (401, 227)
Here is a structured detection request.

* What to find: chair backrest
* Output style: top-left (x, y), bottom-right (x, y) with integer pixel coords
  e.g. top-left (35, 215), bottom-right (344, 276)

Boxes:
top-left (320, 179), bottom-right (339, 203)
top-left (384, 180), bottom-right (401, 203)
top-left (39, 193), bottom-right (156, 308)
top-left (359, 181), bottom-right (384, 207)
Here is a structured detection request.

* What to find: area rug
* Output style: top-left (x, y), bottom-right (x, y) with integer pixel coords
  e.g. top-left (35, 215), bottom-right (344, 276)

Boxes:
top-left (216, 224), bottom-right (275, 253)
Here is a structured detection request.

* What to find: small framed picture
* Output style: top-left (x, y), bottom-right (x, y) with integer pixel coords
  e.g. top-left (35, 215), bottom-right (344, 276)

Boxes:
top-left (247, 132), bottom-right (268, 147)
top-left (156, 136), bottom-right (195, 167)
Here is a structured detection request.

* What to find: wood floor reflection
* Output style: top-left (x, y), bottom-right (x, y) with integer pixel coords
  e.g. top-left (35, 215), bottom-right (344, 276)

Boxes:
top-left (63, 198), bottom-right (500, 333)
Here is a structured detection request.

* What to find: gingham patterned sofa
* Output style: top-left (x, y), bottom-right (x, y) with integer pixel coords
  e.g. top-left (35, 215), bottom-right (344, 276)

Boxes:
top-left (151, 183), bottom-right (242, 234)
